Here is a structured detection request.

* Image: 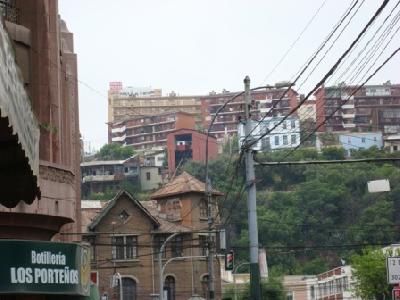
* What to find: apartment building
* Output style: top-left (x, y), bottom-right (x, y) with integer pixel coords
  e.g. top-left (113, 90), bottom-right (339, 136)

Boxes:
top-left (82, 172), bottom-right (223, 300)
top-left (109, 111), bottom-right (196, 150)
top-left (315, 83), bottom-right (400, 134)
top-left (108, 82), bottom-right (201, 123)
top-left (166, 128), bottom-right (218, 174)
top-left (200, 88), bottom-right (298, 141)
top-left (238, 116), bottom-right (301, 152)
top-left (315, 266), bottom-right (360, 300)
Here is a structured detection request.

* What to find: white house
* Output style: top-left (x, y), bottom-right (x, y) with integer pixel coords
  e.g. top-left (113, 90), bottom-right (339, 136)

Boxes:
top-left (238, 116), bottom-right (301, 152)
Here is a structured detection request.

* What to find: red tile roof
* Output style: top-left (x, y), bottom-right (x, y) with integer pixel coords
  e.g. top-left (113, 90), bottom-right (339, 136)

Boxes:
top-left (150, 171), bottom-right (223, 200)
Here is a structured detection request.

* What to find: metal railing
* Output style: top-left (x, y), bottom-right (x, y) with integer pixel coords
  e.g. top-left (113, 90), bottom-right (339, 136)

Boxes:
top-left (0, 0), bottom-right (19, 24)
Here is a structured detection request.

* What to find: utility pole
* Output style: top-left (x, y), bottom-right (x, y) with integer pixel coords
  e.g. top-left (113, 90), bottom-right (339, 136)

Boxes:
top-left (206, 177), bottom-right (215, 300)
top-left (243, 76), bottom-right (261, 300)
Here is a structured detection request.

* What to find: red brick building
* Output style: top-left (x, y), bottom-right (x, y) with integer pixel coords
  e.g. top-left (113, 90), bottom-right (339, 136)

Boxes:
top-left (166, 128), bottom-right (218, 174)
top-left (200, 88), bottom-right (299, 141)
top-left (315, 83), bottom-right (400, 134)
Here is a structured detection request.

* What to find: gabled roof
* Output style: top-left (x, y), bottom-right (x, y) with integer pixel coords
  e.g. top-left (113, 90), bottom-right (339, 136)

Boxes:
top-left (151, 171), bottom-right (223, 200)
top-left (88, 190), bottom-right (160, 231)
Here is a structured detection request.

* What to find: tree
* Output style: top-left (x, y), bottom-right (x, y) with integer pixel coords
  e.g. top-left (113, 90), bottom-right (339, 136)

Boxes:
top-left (351, 248), bottom-right (393, 300)
top-left (97, 143), bottom-right (134, 160)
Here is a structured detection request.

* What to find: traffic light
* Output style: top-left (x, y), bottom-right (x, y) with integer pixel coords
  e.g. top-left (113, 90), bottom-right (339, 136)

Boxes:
top-left (225, 250), bottom-right (234, 271)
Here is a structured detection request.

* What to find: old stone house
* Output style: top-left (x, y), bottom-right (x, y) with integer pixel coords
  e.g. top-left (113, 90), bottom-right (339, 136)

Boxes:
top-left (82, 172), bottom-right (223, 300)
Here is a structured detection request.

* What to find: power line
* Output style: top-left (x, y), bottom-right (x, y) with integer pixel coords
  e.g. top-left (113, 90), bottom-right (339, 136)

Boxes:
top-left (254, 156), bottom-right (400, 166)
top-left (284, 45), bottom-right (400, 159)
top-left (243, 0), bottom-right (390, 152)
top-left (261, 0), bottom-right (329, 84)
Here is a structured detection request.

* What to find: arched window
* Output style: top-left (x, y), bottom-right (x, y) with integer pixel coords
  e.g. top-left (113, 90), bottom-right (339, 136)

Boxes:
top-left (201, 275), bottom-right (209, 299)
top-left (164, 275), bottom-right (176, 300)
top-left (118, 277), bottom-right (137, 300)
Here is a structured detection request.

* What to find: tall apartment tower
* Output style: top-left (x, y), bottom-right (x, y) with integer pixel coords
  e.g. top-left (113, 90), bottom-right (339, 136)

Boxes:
top-left (107, 82), bottom-right (201, 123)
top-left (315, 83), bottom-right (400, 134)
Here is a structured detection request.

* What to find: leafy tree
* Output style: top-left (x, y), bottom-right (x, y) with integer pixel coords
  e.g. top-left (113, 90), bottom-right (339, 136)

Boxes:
top-left (351, 248), bottom-right (393, 300)
top-left (97, 143), bottom-right (134, 160)
top-left (223, 276), bottom-right (286, 300)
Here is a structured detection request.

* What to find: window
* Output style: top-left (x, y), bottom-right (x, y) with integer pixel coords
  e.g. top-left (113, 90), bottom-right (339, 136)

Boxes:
top-left (171, 236), bottom-right (183, 257)
top-left (199, 235), bottom-right (207, 256)
top-left (112, 235), bottom-right (138, 260)
top-left (274, 136), bottom-right (279, 146)
top-left (282, 122), bottom-right (287, 129)
top-left (291, 135), bottom-right (297, 145)
top-left (154, 235), bottom-right (167, 258)
top-left (283, 135), bottom-right (288, 145)
top-left (118, 278), bottom-right (137, 300)
top-left (286, 291), bottom-right (293, 300)
top-left (291, 120), bottom-right (296, 129)
top-left (201, 275), bottom-right (209, 299)
top-left (164, 276), bottom-right (176, 300)
top-left (146, 172), bottom-right (151, 181)
top-left (361, 137), bottom-right (366, 143)
top-left (118, 210), bottom-right (130, 222)
top-left (199, 198), bottom-right (207, 219)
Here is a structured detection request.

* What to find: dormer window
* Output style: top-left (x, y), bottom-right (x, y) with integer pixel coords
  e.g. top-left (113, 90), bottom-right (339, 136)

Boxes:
top-left (118, 210), bottom-right (130, 222)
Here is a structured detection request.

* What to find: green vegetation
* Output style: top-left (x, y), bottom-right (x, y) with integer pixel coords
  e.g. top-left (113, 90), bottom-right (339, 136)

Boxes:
top-left (223, 275), bottom-right (285, 300)
top-left (97, 143), bottom-right (135, 160)
top-left (183, 146), bottom-right (400, 274)
top-left (351, 248), bottom-right (395, 300)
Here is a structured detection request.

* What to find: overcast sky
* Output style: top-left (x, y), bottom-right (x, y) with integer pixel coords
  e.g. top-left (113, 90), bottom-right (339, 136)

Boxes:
top-left (59, 0), bottom-right (400, 151)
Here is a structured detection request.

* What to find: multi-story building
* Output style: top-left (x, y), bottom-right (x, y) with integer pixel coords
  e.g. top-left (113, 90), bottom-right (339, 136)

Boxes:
top-left (238, 116), bottom-right (301, 152)
top-left (338, 132), bottom-right (383, 156)
top-left (81, 156), bottom-right (141, 198)
top-left (108, 82), bottom-right (201, 123)
top-left (109, 111), bottom-right (196, 150)
top-left (166, 128), bottom-right (218, 174)
top-left (200, 88), bottom-right (298, 141)
top-left (0, 1), bottom-right (91, 299)
top-left (82, 172), bottom-right (223, 300)
top-left (315, 83), bottom-right (400, 134)
top-left (315, 266), bottom-right (360, 300)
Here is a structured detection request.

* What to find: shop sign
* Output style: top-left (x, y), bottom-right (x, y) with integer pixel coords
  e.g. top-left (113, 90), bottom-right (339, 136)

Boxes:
top-left (0, 240), bottom-right (90, 296)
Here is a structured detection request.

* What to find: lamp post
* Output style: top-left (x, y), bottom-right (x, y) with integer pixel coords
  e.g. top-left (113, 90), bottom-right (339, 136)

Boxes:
top-left (232, 262), bottom-right (250, 300)
top-left (158, 232), bottom-right (180, 300)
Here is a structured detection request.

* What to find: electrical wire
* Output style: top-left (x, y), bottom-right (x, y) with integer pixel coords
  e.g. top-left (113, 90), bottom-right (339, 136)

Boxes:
top-left (242, 0), bottom-right (390, 152)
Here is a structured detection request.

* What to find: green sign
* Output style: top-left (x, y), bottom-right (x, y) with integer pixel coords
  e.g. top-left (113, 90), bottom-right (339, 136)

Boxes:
top-left (0, 240), bottom-right (90, 296)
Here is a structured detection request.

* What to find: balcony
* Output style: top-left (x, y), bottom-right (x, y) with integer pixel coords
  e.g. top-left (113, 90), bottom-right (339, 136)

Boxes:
top-left (342, 123), bottom-right (356, 128)
top-left (82, 175), bottom-right (116, 183)
top-left (111, 125), bottom-right (126, 133)
top-left (342, 113), bottom-right (355, 119)
top-left (342, 104), bottom-right (355, 109)
top-left (111, 134), bottom-right (126, 142)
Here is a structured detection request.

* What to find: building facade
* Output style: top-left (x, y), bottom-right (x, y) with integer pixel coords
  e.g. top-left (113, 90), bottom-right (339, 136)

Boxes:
top-left (238, 116), bottom-right (301, 152)
top-left (315, 266), bottom-right (360, 300)
top-left (338, 132), bottom-right (383, 156)
top-left (108, 82), bottom-right (201, 123)
top-left (200, 88), bottom-right (298, 141)
top-left (166, 128), bottom-right (218, 174)
top-left (315, 83), bottom-right (400, 134)
top-left (0, 1), bottom-right (90, 299)
top-left (81, 157), bottom-right (141, 198)
top-left (109, 111), bottom-right (196, 150)
top-left (0, 0), bottom-right (81, 241)
top-left (82, 172), bottom-right (223, 300)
